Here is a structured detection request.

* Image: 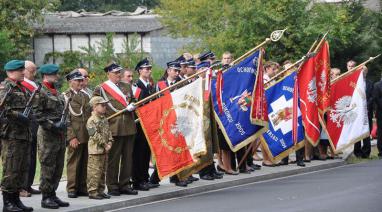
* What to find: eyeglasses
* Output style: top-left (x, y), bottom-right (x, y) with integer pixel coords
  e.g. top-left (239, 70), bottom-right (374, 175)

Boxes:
top-left (126, 75), bottom-right (133, 77)
top-left (83, 75), bottom-right (89, 78)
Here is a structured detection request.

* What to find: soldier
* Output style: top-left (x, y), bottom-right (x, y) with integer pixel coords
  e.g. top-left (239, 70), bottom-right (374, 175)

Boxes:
top-left (86, 96), bottom-right (113, 200)
top-left (35, 64), bottom-right (70, 209)
top-left (132, 58), bottom-right (158, 191)
top-left (93, 62), bottom-right (137, 196)
top-left (64, 70), bottom-right (91, 198)
top-left (20, 60), bottom-right (42, 197)
top-left (0, 60), bottom-right (33, 212)
top-left (78, 68), bottom-right (93, 98)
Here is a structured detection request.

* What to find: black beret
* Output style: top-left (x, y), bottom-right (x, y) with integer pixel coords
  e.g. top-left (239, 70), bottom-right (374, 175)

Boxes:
top-left (198, 50), bottom-right (215, 61)
top-left (66, 70), bottom-right (85, 81)
top-left (135, 58), bottom-right (152, 72)
top-left (167, 61), bottom-right (181, 70)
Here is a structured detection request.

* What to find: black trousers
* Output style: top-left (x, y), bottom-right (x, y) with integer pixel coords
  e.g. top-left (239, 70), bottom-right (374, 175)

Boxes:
top-left (236, 147), bottom-right (247, 171)
top-left (376, 117), bottom-right (382, 156)
top-left (354, 115), bottom-right (372, 157)
top-left (282, 147), bottom-right (304, 163)
top-left (132, 124), bottom-right (151, 185)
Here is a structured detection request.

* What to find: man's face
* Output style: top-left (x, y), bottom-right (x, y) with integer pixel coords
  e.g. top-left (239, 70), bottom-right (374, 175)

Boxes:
top-left (107, 70), bottom-right (122, 83)
top-left (78, 69), bottom-right (89, 87)
top-left (186, 67), bottom-right (196, 76)
top-left (45, 73), bottom-right (59, 83)
top-left (265, 66), bottom-right (276, 78)
top-left (167, 68), bottom-right (179, 80)
top-left (8, 70), bottom-right (24, 81)
top-left (222, 54), bottom-right (232, 65)
top-left (23, 66), bottom-right (37, 80)
top-left (139, 67), bottom-right (152, 79)
top-left (180, 65), bottom-right (187, 76)
top-left (330, 69), bottom-right (340, 80)
top-left (123, 71), bottom-right (133, 83)
top-left (347, 61), bottom-right (356, 71)
top-left (70, 79), bottom-right (83, 91)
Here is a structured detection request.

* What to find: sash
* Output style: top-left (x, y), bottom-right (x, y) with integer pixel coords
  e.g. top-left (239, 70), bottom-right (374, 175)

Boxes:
top-left (101, 80), bottom-right (128, 107)
top-left (21, 78), bottom-right (38, 93)
top-left (157, 80), bottom-right (170, 95)
top-left (132, 85), bottom-right (142, 99)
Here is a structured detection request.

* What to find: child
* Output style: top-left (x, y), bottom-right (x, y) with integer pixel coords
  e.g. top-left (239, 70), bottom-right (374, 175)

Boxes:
top-left (86, 96), bottom-right (113, 199)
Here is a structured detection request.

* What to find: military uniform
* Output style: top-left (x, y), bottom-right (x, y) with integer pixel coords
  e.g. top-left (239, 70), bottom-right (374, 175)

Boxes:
top-left (35, 64), bottom-right (69, 209)
top-left (64, 70), bottom-right (91, 197)
top-left (0, 60), bottom-right (33, 212)
top-left (92, 63), bottom-right (137, 195)
top-left (86, 97), bottom-right (113, 199)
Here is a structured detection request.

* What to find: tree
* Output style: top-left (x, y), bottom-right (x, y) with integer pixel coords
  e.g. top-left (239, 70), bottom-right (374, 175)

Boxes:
top-left (158, 0), bottom-right (381, 80)
top-left (0, 30), bottom-right (16, 81)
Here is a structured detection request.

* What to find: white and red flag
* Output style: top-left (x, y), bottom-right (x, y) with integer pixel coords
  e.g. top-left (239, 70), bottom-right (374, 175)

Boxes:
top-left (298, 57), bottom-right (321, 145)
top-left (136, 78), bottom-right (206, 179)
top-left (325, 68), bottom-right (369, 152)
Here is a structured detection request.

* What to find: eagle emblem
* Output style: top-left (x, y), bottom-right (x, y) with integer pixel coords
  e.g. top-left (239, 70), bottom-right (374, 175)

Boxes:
top-left (329, 96), bottom-right (357, 128)
top-left (307, 77), bottom-right (317, 103)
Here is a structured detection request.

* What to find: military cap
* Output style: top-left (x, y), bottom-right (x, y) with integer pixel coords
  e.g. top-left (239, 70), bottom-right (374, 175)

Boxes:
top-left (196, 61), bottom-right (210, 70)
top-left (198, 50), bottom-right (215, 61)
top-left (38, 64), bottom-right (60, 75)
top-left (175, 55), bottom-right (187, 65)
top-left (167, 61), bottom-right (181, 70)
top-left (66, 69), bottom-right (85, 81)
top-left (135, 58), bottom-right (152, 72)
top-left (89, 96), bottom-right (109, 107)
top-left (104, 62), bottom-right (123, 73)
top-left (186, 59), bottom-right (196, 68)
top-left (4, 60), bottom-right (25, 71)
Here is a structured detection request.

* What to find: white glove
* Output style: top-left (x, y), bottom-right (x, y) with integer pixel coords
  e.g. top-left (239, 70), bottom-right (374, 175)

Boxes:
top-left (126, 103), bottom-right (136, 112)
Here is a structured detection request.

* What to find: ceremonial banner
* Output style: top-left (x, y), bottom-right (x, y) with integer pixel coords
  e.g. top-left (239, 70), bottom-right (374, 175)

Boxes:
top-left (211, 50), bottom-right (267, 152)
top-left (315, 41), bottom-right (331, 114)
top-left (324, 68), bottom-right (369, 153)
top-left (136, 78), bottom-right (206, 179)
top-left (261, 71), bottom-right (305, 162)
top-left (298, 57), bottom-right (321, 145)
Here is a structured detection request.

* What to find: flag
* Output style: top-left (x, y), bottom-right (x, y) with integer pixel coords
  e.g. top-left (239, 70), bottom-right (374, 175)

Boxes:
top-left (261, 71), bottom-right (305, 162)
top-left (298, 57), bottom-right (321, 145)
top-left (315, 41), bottom-right (331, 114)
top-left (324, 68), bottom-right (369, 153)
top-left (211, 50), bottom-right (267, 152)
top-left (250, 48), bottom-right (268, 125)
top-left (136, 78), bottom-right (206, 179)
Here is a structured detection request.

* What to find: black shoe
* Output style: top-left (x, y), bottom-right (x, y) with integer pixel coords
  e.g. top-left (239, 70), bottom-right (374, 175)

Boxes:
top-left (175, 181), bottom-right (188, 187)
top-left (120, 188), bottom-right (138, 195)
top-left (212, 172), bottom-right (223, 179)
top-left (247, 167), bottom-right (255, 172)
top-left (89, 195), bottom-right (103, 200)
top-left (147, 182), bottom-right (160, 189)
top-left (51, 195), bottom-right (70, 207)
top-left (278, 161), bottom-right (288, 166)
top-left (297, 161), bottom-right (306, 167)
top-left (134, 183), bottom-right (150, 191)
top-left (200, 175), bottom-right (215, 180)
top-left (251, 164), bottom-right (261, 170)
top-left (303, 159), bottom-right (311, 163)
top-left (67, 191), bottom-right (78, 198)
top-left (216, 165), bottom-right (225, 172)
top-left (3, 192), bottom-right (23, 212)
top-left (14, 193), bottom-right (34, 211)
top-left (239, 169), bottom-right (251, 174)
top-left (214, 170), bottom-right (224, 176)
top-left (77, 191), bottom-right (89, 196)
top-left (27, 187), bottom-right (41, 195)
top-left (107, 190), bottom-right (121, 196)
top-left (189, 175), bottom-right (199, 182)
top-left (41, 196), bottom-right (59, 209)
top-left (100, 193), bottom-right (111, 199)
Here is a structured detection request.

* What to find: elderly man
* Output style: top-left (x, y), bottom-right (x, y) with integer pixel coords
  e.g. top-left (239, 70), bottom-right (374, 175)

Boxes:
top-left (19, 60), bottom-right (42, 197)
top-left (78, 68), bottom-right (92, 98)
top-left (0, 60), bottom-right (34, 212)
top-left (122, 68), bottom-right (134, 84)
top-left (64, 70), bottom-right (92, 198)
top-left (93, 62), bottom-right (138, 196)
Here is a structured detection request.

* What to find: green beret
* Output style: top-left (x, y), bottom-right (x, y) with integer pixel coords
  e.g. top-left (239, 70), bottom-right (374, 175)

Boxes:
top-left (38, 64), bottom-right (60, 75)
top-left (4, 60), bottom-right (25, 71)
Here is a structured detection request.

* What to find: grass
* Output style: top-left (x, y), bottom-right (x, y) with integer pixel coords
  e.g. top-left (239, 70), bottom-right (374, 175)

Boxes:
top-left (346, 145), bottom-right (380, 164)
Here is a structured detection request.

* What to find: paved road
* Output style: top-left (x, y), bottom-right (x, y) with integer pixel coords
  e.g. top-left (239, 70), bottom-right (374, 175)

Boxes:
top-left (118, 160), bottom-right (382, 212)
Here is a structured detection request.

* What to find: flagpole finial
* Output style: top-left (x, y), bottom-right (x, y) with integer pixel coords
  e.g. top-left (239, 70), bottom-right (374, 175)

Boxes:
top-left (270, 28), bottom-right (287, 42)
top-left (371, 54), bottom-right (381, 60)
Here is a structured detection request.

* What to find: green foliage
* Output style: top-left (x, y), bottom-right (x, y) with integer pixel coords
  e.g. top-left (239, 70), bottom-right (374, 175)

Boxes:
top-left (0, 0), bottom-right (59, 58)
top-left (158, 0), bottom-right (382, 81)
top-left (58, 0), bottom-right (159, 12)
top-left (0, 30), bottom-right (15, 81)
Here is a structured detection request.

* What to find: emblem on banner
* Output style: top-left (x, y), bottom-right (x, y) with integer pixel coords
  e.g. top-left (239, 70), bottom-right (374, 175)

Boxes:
top-left (307, 77), bottom-right (317, 103)
top-left (229, 89), bottom-right (252, 112)
top-left (269, 95), bottom-right (295, 135)
top-left (329, 96), bottom-right (357, 128)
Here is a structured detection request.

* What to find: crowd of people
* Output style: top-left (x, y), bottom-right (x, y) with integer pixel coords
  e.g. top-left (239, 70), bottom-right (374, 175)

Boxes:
top-left (0, 51), bottom-right (381, 212)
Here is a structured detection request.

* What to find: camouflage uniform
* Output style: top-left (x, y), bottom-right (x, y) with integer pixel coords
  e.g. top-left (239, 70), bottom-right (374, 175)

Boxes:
top-left (86, 112), bottom-right (113, 197)
top-left (0, 79), bottom-right (31, 194)
top-left (35, 82), bottom-right (66, 195)
top-left (64, 89), bottom-right (91, 195)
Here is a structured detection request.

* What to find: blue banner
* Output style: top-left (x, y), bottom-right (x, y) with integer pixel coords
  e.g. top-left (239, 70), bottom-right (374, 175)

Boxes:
top-left (261, 71), bottom-right (305, 162)
top-left (211, 50), bottom-right (266, 152)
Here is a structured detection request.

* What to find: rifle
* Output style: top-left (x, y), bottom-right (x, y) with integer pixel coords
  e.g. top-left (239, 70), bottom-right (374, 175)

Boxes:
top-left (23, 84), bottom-right (42, 117)
top-left (60, 96), bottom-right (72, 124)
top-left (0, 87), bottom-right (13, 119)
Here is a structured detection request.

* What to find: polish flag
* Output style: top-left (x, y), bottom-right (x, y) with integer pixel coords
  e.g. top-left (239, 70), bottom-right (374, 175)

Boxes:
top-left (136, 78), bottom-right (206, 179)
top-left (325, 68), bottom-right (369, 152)
top-left (315, 41), bottom-right (331, 114)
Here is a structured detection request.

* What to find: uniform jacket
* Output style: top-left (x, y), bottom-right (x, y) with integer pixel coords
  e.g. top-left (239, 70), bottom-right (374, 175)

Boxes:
top-left (93, 81), bottom-right (136, 136)
top-left (0, 79), bottom-right (31, 140)
top-left (87, 113), bottom-right (113, 154)
top-left (63, 88), bottom-right (91, 143)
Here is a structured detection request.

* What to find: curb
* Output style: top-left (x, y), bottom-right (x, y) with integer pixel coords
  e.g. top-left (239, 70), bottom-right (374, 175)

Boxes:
top-left (69, 160), bottom-right (347, 212)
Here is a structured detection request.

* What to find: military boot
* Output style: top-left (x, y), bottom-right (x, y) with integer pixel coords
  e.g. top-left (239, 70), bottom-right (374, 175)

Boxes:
top-left (2, 192), bottom-right (22, 212)
top-left (51, 192), bottom-right (69, 207)
top-left (13, 192), bottom-right (33, 211)
top-left (41, 193), bottom-right (59, 209)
